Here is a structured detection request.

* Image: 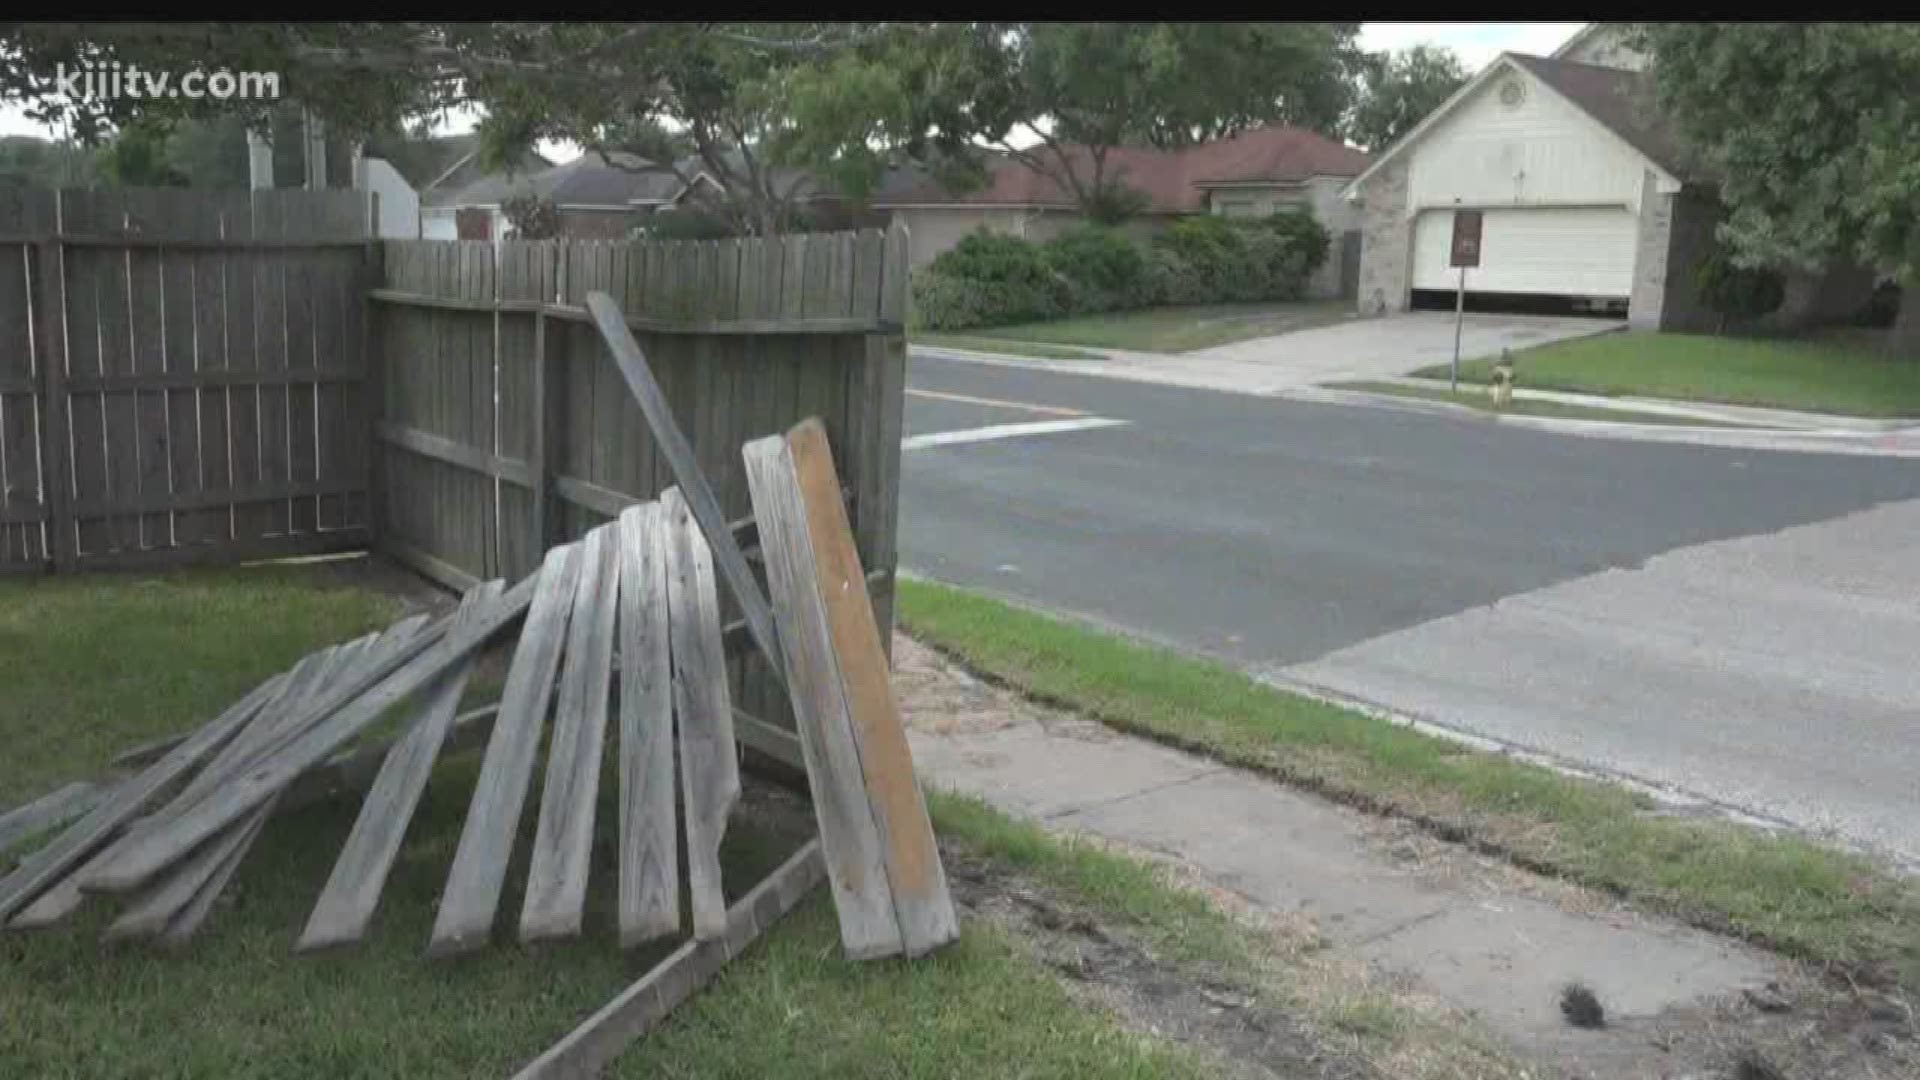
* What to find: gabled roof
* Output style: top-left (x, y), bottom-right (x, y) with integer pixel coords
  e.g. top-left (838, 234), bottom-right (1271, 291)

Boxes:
top-left (872, 126), bottom-right (1367, 213)
top-left (1506, 54), bottom-right (1694, 180)
top-left (1343, 52), bottom-right (1694, 198)
top-left (1550, 24), bottom-right (1604, 60)
top-left (432, 150), bottom-right (682, 209)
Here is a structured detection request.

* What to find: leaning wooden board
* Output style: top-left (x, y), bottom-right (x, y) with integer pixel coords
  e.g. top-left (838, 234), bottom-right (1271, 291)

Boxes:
top-left (783, 419), bottom-right (958, 956)
top-left (741, 434), bottom-right (903, 960)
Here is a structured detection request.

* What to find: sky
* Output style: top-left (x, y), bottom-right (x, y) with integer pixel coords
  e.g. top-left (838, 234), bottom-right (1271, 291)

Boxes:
top-left (0, 23), bottom-right (1589, 155)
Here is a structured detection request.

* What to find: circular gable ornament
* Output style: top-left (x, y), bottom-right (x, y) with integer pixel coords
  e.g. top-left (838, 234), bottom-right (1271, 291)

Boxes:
top-left (1498, 79), bottom-right (1526, 109)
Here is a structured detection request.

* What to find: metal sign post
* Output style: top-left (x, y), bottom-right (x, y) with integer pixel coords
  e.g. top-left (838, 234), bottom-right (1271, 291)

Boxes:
top-left (1448, 207), bottom-right (1483, 392)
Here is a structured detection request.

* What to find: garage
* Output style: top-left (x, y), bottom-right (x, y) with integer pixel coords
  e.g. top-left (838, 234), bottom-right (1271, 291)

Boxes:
top-left (1411, 207), bottom-right (1636, 300)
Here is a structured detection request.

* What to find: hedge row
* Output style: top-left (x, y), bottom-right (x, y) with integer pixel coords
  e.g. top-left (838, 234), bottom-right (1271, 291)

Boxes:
top-left (911, 211), bottom-right (1331, 331)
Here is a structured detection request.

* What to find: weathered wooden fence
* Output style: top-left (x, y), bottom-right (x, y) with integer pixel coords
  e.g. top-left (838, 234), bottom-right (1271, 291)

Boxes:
top-left (0, 187), bottom-right (376, 573)
top-left (368, 229), bottom-right (909, 753)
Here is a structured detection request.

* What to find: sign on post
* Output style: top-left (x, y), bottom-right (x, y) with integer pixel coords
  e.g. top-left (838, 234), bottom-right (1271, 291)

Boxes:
top-left (1448, 209), bottom-right (1482, 390)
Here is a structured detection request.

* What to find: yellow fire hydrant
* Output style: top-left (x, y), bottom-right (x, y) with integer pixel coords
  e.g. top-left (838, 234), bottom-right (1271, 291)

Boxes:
top-left (1489, 350), bottom-right (1515, 410)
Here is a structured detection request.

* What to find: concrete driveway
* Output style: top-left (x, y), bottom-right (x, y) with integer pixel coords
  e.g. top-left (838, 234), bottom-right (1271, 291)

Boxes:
top-left (913, 311), bottom-right (1615, 396)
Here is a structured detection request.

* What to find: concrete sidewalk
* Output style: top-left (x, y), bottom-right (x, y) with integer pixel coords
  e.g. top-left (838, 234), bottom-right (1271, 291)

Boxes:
top-left (893, 635), bottom-right (1781, 1063)
top-left (912, 312), bottom-right (1614, 397)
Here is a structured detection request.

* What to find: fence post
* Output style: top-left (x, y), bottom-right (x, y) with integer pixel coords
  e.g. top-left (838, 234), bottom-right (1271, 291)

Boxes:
top-left (533, 241), bottom-right (566, 552)
top-left (863, 221), bottom-right (909, 654)
top-left (33, 233), bottom-right (76, 573)
top-left (362, 236), bottom-right (387, 552)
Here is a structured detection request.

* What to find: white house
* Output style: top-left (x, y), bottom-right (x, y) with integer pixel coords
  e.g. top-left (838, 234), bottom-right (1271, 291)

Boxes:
top-left (1343, 24), bottom-right (1720, 331)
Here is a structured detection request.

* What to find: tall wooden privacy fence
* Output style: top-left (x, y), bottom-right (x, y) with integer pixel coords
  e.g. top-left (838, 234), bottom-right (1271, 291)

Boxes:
top-left (0, 187), bottom-right (376, 573)
top-left (370, 228), bottom-right (910, 751)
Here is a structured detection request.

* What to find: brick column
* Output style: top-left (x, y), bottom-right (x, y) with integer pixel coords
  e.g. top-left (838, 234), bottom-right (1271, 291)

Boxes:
top-left (1355, 158), bottom-right (1412, 317)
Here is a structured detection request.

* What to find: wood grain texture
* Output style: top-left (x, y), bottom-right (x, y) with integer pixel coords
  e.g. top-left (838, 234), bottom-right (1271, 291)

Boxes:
top-left (583, 291), bottom-right (783, 687)
top-left (0, 669), bottom-right (282, 923)
top-left (0, 782), bottom-right (106, 860)
top-left (510, 840), bottom-right (825, 1080)
top-left (785, 419), bottom-right (956, 956)
top-left (429, 543), bottom-right (581, 957)
top-left (78, 575), bottom-right (527, 895)
top-left (299, 580), bottom-right (504, 951)
top-left (521, 523), bottom-right (619, 942)
top-left (740, 434), bottom-right (903, 961)
top-left (94, 641), bottom-right (358, 939)
top-left (661, 486), bottom-right (738, 940)
top-left (615, 501), bottom-right (677, 947)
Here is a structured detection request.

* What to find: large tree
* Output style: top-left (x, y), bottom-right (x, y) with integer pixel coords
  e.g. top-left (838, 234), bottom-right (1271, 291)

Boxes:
top-left (977, 23), bottom-right (1361, 222)
top-left (1634, 23), bottom-right (1920, 355)
top-left (1344, 45), bottom-right (1468, 152)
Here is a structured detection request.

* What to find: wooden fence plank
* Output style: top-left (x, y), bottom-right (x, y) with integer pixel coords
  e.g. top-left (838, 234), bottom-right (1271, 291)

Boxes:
top-left (429, 543), bottom-right (581, 957)
top-left (740, 434), bottom-right (903, 960)
top-left (584, 291), bottom-right (783, 686)
top-left (76, 576), bottom-right (530, 894)
top-left (0, 782), bottom-right (104, 859)
top-left (786, 419), bottom-right (956, 955)
top-left (33, 236), bottom-right (74, 571)
top-left (98, 638), bottom-right (365, 939)
top-left (0, 669), bottom-right (284, 922)
top-left (509, 840), bottom-right (825, 1080)
top-left (615, 501), bottom-right (676, 947)
top-left (521, 522), bottom-right (619, 942)
top-left (299, 580), bottom-right (503, 951)
top-left (662, 486), bottom-right (739, 940)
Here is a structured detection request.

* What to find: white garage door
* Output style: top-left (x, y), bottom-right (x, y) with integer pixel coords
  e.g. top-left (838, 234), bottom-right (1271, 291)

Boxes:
top-left (1412, 208), bottom-right (1635, 298)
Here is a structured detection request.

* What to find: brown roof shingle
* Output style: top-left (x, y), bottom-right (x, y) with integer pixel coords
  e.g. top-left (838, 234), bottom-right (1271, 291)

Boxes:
top-left (1506, 54), bottom-right (1701, 181)
top-left (873, 125), bottom-right (1366, 212)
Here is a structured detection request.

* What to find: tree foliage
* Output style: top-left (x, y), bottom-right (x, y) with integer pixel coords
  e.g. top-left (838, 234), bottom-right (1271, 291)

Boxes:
top-left (1344, 45), bottom-right (1468, 151)
top-left (1634, 23), bottom-right (1920, 351)
top-left (501, 193), bottom-right (559, 239)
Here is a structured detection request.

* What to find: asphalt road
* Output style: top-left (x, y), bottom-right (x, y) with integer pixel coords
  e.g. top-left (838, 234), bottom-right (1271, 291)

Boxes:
top-left (899, 353), bottom-right (1920, 864)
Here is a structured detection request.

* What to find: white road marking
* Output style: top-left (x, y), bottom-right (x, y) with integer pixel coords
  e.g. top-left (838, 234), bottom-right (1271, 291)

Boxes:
top-left (906, 387), bottom-right (1087, 417)
top-left (901, 417), bottom-right (1130, 451)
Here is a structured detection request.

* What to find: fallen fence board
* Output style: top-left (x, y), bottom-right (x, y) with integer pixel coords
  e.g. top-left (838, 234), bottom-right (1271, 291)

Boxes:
top-left (79, 575), bottom-right (534, 895)
top-left (522, 525), bottom-right (619, 942)
top-left (0, 783), bottom-right (109, 860)
top-left (615, 502), bottom-right (678, 947)
top-left (299, 580), bottom-right (504, 951)
top-left (510, 839), bottom-right (826, 1080)
top-left (98, 642), bottom-right (360, 939)
top-left (742, 434), bottom-right (904, 960)
top-left (0, 671), bottom-right (286, 923)
top-left (585, 292), bottom-right (783, 686)
top-left (430, 543), bottom-right (582, 956)
top-left (662, 487), bottom-right (739, 941)
top-left (786, 419), bottom-right (958, 956)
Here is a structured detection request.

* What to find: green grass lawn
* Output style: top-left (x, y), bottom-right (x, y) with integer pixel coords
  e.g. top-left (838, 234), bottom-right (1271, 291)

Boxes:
top-left (898, 577), bottom-right (1920, 992)
top-left (1325, 379), bottom-right (1749, 426)
top-left (0, 564), bottom-right (1231, 1078)
top-left (911, 332), bottom-right (1107, 361)
top-left (924, 301), bottom-right (1351, 355)
top-left (0, 566), bottom-right (401, 804)
top-left (1412, 330), bottom-right (1920, 417)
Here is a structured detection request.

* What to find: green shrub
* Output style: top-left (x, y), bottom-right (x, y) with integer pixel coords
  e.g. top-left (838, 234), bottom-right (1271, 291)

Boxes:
top-left (1043, 225), bottom-right (1148, 311)
top-left (909, 210), bottom-right (1332, 329)
top-left (635, 209), bottom-right (737, 240)
top-left (910, 269), bottom-right (1069, 331)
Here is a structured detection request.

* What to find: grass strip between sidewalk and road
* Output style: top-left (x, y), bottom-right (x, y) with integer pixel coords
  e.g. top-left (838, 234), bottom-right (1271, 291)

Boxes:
top-left (919, 300), bottom-right (1351, 355)
top-left (898, 577), bottom-right (1920, 991)
top-left (1324, 379), bottom-right (1751, 426)
top-left (1413, 330), bottom-right (1920, 418)
top-left (913, 332), bottom-right (1108, 361)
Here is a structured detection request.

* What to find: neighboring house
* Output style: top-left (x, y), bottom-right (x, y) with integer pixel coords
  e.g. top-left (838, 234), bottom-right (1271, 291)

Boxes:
top-left (419, 148), bottom-right (649, 242)
top-left (1344, 24), bottom-right (1714, 329)
top-left (871, 126), bottom-right (1370, 300)
top-left (1345, 22), bottom-right (1874, 332)
top-left (652, 149), bottom-right (886, 234)
top-left (352, 156), bottom-right (420, 238)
